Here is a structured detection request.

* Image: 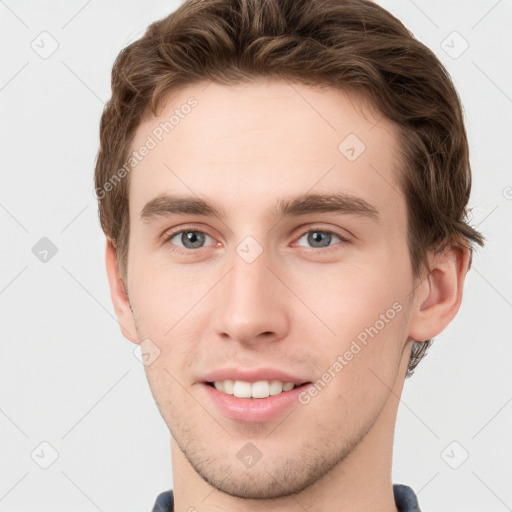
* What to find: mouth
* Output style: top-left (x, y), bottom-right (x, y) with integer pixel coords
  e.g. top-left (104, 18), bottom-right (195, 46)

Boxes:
top-left (205, 379), bottom-right (310, 399)
top-left (201, 379), bottom-right (312, 423)
top-left (199, 368), bottom-right (313, 422)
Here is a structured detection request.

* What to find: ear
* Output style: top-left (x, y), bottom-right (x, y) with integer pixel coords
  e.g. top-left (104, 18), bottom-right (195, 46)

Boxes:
top-left (105, 238), bottom-right (139, 344)
top-left (408, 243), bottom-right (471, 342)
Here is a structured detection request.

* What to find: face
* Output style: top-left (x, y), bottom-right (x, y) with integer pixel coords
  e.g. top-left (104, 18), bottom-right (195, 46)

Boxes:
top-left (122, 79), bottom-right (418, 499)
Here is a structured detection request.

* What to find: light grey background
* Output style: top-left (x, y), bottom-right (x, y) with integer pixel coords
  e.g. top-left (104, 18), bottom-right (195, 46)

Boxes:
top-left (1, 1), bottom-right (511, 511)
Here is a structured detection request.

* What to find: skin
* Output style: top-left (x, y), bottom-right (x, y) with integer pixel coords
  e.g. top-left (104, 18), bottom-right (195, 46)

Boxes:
top-left (106, 79), bottom-right (470, 512)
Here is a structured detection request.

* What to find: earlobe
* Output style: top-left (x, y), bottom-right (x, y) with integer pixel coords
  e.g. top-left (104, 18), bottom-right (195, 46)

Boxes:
top-left (409, 244), bottom-right (471, 342)
top-left (105, 239), bottom-right (139, 344)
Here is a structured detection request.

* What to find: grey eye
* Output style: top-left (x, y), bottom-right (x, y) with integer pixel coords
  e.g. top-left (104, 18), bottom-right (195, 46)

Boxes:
top-left (297, 230), bottom-right (341, 248)
top-left (170, 230), bottom-right (212, 249)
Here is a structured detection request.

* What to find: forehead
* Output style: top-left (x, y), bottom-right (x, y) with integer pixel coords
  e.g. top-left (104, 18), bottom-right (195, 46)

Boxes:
top-left (127, 79), bottom-right (405, 222)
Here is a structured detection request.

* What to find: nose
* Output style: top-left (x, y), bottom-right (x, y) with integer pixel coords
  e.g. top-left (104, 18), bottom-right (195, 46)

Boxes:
top-left (213, 244), bottom-right (289, 346)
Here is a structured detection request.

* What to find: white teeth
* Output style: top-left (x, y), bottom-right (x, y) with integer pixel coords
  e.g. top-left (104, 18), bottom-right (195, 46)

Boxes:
top-left (269, 380), bottom-right (284, 395)
top-left (212, 379), bottom-right (298, 398)
top-left (251, 380), bottom-right (270, 398)
top-left (223, 379), bottom-right (234, 394)
top-left (233, 380), bottom-right (252, 398)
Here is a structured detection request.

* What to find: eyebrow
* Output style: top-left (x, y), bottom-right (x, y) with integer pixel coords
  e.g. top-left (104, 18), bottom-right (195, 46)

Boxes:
top-left (140, 192), bottom-right (379, 223)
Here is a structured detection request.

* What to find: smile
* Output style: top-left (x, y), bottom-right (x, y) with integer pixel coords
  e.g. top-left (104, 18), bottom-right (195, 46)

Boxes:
top-left (208, 379), bottom-right (305, 398)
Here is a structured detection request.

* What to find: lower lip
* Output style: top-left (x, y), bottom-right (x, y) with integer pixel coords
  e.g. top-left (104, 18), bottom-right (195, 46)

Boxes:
top-left (201, 383), bottom-right (310, 423)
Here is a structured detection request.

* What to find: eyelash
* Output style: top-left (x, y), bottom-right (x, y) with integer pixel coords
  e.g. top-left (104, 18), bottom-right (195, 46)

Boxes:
top-left (293, 227), bottom-right (351, 250)
top-left (163, 224), bottom-right (351, 253)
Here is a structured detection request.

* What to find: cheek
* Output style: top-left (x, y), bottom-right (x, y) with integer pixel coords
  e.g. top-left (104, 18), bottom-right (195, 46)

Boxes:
top-left (298, 300), bottom-right (407, 429)
top-left (290, 256), bottom-right (409, 341)
top-left (128, 255), bottom-right (208, 336)
top-left (129, 243), bottom-right (410, 348)
top-left (129, 221), bottom-right (411, 350)
top-left (144, 361), bottom-right (200, 435)
top-left (289, 255), bottom-right (409, 394)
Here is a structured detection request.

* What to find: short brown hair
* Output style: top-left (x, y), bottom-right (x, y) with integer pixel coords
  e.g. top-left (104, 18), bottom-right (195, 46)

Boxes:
top-left (94, 0), bottom-right (483, 377)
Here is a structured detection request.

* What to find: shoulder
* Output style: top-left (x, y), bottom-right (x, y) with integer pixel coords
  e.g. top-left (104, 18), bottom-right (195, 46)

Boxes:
top-left (393, 483), bottom-right (422, 512)
top-left (151, 486), bottom-right (420, 511)
top-left (151, 489), bottom-right (174, 512)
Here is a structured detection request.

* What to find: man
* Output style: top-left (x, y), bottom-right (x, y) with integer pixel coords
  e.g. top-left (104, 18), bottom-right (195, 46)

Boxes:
top-left (94, 0), bottom-right (483, 510)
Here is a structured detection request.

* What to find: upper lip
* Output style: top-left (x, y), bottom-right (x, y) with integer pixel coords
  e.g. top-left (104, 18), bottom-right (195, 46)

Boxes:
top-left (200, 368), bottom-right (310, 385)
